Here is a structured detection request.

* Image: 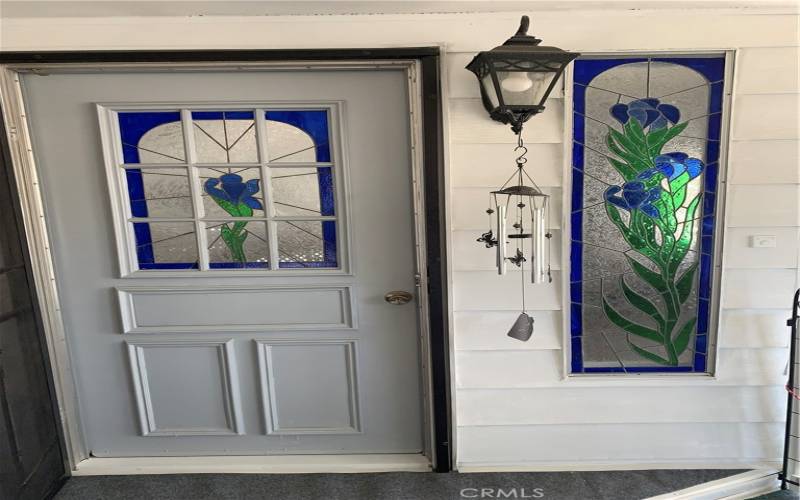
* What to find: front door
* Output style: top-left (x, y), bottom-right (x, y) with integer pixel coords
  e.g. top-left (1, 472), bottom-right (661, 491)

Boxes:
top-left (20, 67), bottom-right (425, 457)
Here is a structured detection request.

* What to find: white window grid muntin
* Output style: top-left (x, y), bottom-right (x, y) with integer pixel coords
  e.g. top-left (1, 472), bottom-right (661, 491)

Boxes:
top-left (103, 103), bottom-right (348, 275)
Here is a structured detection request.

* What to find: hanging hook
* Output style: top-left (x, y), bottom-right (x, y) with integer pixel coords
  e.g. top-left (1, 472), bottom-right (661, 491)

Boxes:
top-left (514, 131), bottom-right (528, 166)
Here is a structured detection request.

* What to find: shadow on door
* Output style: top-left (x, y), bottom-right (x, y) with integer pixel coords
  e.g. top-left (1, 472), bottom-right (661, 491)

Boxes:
top-left (0, 116), bottom-right (66, 499)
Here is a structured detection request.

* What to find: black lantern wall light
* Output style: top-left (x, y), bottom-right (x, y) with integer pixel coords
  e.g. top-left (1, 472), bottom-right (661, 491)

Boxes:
top-left (468, 16), bottom-right (579, 341)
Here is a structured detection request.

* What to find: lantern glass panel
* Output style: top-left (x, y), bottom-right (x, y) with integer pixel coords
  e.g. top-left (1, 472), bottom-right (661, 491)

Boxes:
top-left (496, 70), bottom-right (553, 106)
top-left (481, 74), bottom-right (500, 108)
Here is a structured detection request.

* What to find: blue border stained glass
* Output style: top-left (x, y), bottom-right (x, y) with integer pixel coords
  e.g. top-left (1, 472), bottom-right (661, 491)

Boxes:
top-left (116, 109), bottom-right (338, 270)
top-left (118, 111), bottom-right (197, 269)
top-left (570, 56), bottom-right (726, 374)
top-left (265, 110), bottom-right (337, 269)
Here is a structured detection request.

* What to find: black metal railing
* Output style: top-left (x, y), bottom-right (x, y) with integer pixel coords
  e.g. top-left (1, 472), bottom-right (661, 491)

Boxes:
top-left (780, 288), bottom-right (800, 490)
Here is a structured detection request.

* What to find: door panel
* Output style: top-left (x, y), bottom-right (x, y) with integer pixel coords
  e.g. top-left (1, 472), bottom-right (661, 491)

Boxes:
top-left (21, 69), bottom-right (423, 456)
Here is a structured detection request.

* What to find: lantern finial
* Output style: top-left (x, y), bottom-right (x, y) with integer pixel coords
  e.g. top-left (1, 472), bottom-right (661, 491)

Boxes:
top-left (503, 15), bottom-right (542, 46)
top-left (516, 15), bottom-right (530, 36)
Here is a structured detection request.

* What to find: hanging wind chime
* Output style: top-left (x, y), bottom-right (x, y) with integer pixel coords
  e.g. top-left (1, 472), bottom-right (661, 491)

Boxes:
top-left (466, 15), bottom-right (579, 341)
top-left (477, 132), bottom-right (551, 341)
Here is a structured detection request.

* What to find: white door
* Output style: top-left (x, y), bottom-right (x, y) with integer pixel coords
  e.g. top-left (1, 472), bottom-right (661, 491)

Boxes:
top-left (21, 68), bottom-right (425, 457)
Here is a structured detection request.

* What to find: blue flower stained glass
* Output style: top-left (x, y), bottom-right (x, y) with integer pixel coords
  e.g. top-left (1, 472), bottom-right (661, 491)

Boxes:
top-left (116, 109), bottom-right (338, 271)
top-left (570, 56), bottom-right (726, 374)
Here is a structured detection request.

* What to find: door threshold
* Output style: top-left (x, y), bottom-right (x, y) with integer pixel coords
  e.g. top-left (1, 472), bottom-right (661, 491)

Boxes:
top-left (73, 454), bottom-right (431, 475)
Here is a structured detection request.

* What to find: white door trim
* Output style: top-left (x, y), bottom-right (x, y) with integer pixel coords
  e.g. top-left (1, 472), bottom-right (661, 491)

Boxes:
top-left (0, 59), bottom-right (434, 472)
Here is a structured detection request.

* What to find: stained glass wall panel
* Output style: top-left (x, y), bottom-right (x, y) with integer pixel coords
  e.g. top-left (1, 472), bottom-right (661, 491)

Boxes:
top-left (570, 56), bottom-right (725, 373)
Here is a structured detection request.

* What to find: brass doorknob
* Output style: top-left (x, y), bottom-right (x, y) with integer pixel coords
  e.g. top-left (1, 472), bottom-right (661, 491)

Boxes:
top-left (384, 290), bottom-right (413, 305)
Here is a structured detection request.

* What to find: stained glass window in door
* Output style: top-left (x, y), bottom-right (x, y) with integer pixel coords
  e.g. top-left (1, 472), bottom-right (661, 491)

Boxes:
top-left (570, 56), bottom-right (725, 373)
top-left (266, 110), bottom-right (330, 162)
top-left (207, 221), bottom-right (269, 269)
top-left (119, 111), bottom-right (185, 164)
top-left (271, 167), bottom-right (335, 217)
top-left (276, 221), bottom-right (338, 268)
top-left (266, 110), bottom-right (337, 268)
top-left (134, 221), bottom-right (198, 270)
top-left (192, 111), bottom-right (258, 164)
top-left (115, 108), bottom-right (339, 271)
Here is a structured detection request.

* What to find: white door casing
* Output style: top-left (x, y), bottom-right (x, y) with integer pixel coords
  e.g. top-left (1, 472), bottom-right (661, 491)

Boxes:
top-left (3, 61), bottom-right (434, 466)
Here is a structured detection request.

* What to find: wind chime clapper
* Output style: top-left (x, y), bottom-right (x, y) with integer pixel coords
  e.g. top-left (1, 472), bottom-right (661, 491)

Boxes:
top-left (476, 134), bottom-right (552, 342)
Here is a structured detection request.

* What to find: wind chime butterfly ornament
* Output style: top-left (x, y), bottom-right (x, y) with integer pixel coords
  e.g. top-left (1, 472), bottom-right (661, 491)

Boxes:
top-left (466, 15), bottom-right (580, 341)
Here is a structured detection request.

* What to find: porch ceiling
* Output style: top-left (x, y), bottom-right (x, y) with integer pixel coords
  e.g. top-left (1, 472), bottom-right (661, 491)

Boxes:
top-left (0, 0), bottom-right (795, 19)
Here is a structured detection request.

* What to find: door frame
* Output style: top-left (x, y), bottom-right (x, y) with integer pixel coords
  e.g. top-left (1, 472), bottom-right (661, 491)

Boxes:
top-left (0, 48), bottom-right (452, 472)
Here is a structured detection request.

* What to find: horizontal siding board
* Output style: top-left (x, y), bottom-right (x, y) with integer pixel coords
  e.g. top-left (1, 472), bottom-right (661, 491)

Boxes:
top-left (720, 309), bottom-right (792, 348)
top-left (454, 310), bottom-right (562, 351)
top-left (453, 270), bottom-right (562, 312)
top-left (452, 187), bottom-right (562, 230)
top-left (728, 140), bottom-right (800, 185)
top-left (456, 348), bottom-right (788, 388)
top-left (4, 13), bottom-right (798, 52)
top-left (726, 184), bottom-right (799, 227)
top-left (723, 227), bottom-right (799, 269)
top-left (456, 350), bottom-right (563, 388)
top-left (721, 268), bottom-right (798, 309)
top-left (699, 348), bottom-right (787, 386)
top-left (450, 143), bottom-right (563, 188)
top-left (452, 229), bottom-right (562, 272)
top-left (450, 98), bottom-right (564, 144)
top-left (457, 386), bottom-right (786, 425)
top-left (446, 52), bottom-right (480, 99)
top-left (454, 309), bottom-right (790, 351)
top-left (457, 422), bottom-right (783, 464)
top-left (732, 94), bottom-right (800, 141)
top-left (736, 47), bottom-right (800, 95)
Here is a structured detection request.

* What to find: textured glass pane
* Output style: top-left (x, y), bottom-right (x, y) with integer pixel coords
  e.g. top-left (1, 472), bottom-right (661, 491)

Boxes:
top-left (571, 56), bottom-right (725, 374)
top-left (133, 222), bottom-right (198, 269)
top-left (198, 168), bottom-right (265, 219)
top-left (277, 220), bottom-right (337, 268)
top-left (271, 167), bottom-right (334, 216)
top-left (581, 322), bottom-right (622, 368)
top-left (581, 204), bottom-right (630, 252)
top-left (266, 110), bottom-right (330, 163)
top-left (192, 111), bottom-right (257, 164)
top-left (583, 119), bottom-right (606, 155)
top-left (207, 221), bottom-right (268, 269)
top-left (583, 151), bottom-right (625, 185)
top-left (649, 61), bottom-right (707, 98)
top-left (659, 85), bottom-right (711, 140)
top-left (126, 168), bottom-right (193, 218)
top-left (584, 87), bottom-right (624, 128)
top-left (590, 61), bottom-right (648, 99)
top-left (118, 111), bottom-right (185, 164)
top-left (581, 245), bottom-right (629, 282)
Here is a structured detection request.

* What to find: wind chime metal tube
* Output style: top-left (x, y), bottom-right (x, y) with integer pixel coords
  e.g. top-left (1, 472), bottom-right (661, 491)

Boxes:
top-left (496, 203), bottom-right (507, 275)
top-left (531, 200), bottom-right (547, 284)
